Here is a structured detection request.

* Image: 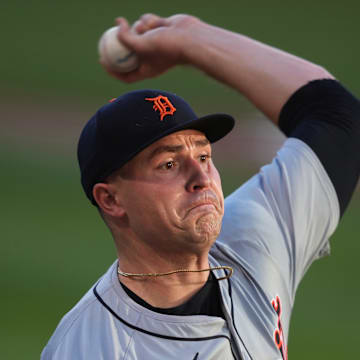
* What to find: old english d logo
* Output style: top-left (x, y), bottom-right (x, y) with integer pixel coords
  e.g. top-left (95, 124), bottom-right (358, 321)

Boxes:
top-left (145, 95), bottom-right (176, 121)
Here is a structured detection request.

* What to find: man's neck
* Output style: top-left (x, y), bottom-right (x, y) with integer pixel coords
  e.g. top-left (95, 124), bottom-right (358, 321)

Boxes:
top-left (115, 230), bottom-right (214, 308)
top-left (117, 254), bottom-right (211, 308)
top-left (118, 271), bottom-right (210, 308)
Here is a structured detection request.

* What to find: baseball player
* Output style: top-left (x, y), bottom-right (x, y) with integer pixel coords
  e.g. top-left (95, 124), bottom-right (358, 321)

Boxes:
top-left (41, 14), bottom-right (360, 359)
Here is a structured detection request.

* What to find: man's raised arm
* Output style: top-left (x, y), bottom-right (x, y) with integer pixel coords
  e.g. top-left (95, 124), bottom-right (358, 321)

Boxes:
top-left (106, 14), bottom-right (334, 123)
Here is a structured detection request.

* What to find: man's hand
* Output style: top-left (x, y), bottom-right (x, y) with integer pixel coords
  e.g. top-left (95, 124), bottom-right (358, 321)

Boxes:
top-left (101, 14), bottom-right (199, 83)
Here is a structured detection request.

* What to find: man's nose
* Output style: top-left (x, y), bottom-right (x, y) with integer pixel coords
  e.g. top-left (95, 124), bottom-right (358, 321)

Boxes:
top-left (185, 158), bottom-right (211, 192)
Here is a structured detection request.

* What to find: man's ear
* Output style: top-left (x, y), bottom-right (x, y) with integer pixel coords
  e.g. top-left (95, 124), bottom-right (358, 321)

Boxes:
top-left (92, 183), bottom-right (126, 218)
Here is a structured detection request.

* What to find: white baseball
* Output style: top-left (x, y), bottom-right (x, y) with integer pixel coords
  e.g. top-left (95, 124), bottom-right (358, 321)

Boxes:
top-left (98, 26), bottom-right (139, 73)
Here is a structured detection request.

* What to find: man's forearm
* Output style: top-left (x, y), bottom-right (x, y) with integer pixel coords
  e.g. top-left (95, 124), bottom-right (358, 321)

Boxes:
top-left (183, 20), bottom-right (334, 123)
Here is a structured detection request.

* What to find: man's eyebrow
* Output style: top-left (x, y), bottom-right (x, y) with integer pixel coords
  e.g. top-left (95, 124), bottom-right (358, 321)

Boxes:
top-left (194, 138), bottom-right (210, 147)
top-left (149, 138), bottom-right (210, 160)
top-left (149, 145), bottom-right (184, 160)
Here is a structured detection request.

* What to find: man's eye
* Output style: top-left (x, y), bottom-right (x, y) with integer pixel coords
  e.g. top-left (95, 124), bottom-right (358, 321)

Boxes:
top-left (163, 161), bottom-right (175, 169)
top-left (200, 154), bottom-right (209, 162)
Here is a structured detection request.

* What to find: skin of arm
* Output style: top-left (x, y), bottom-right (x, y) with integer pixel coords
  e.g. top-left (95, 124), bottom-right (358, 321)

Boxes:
top-left (104, 14), bottom-right (334, 124)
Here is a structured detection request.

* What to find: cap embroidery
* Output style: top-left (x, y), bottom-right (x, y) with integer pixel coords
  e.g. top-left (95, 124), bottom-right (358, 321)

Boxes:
top-left (109, 98), bottom-right (117, 103)
top-left (145, 95), bottom-right (176, 121)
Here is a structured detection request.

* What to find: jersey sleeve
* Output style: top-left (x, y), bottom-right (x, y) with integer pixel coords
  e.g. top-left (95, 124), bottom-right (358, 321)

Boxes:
top-left (279, 79), bottom-right (360, 217)
top-left (218, 138), bottom-right (340, 301)
top-left (217, 79), bottom-right (359, 300)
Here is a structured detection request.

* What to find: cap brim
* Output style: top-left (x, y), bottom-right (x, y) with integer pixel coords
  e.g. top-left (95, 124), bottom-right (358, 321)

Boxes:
top-left (123, 112), bottom-right (234, 169)
top-left (95, 113), bottom-right (235, 189)
top-left (122, 113), bottom-right (235, 169)
top-left (179, 113), bottom-right (235, 143)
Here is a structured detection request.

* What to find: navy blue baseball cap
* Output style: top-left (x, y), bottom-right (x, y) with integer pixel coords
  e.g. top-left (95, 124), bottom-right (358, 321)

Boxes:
top-left (78, 89), bottom-right (235, 205)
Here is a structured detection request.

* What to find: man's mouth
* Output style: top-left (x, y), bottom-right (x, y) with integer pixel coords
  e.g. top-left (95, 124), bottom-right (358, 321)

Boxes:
top-left (187, 201), bottom-right (217, 215)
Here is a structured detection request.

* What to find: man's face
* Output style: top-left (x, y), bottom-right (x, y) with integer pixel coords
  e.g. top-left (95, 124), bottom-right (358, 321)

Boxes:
top-left (112, 129), bottom-right (224, 255)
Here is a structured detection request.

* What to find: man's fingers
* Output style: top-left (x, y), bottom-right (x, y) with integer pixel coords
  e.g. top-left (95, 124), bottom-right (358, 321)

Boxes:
top-left (132, 20), bottom-right (144, 34)
top-left (115, 17), bottom-right (130, 31)
top-left (138, 13), bottom-right (168, 31)
top-left (115, 17), bottom-right (141, 52)
top-left (132, 14), bottom-right (168, 35)
top-left (115, 14), bottom-right (169, 53)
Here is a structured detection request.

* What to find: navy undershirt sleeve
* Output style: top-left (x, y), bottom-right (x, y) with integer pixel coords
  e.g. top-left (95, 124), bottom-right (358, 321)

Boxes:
top-left (278, 79), bottom-right (360, 217)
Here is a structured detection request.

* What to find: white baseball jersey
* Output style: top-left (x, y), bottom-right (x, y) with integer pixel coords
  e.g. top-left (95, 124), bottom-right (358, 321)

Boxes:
top-left (41, 138), bottom-right (339, 359)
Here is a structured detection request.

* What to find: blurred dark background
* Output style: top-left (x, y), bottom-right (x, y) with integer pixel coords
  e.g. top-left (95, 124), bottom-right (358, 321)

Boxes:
top-left (1, 0), bottom-right (359, 358)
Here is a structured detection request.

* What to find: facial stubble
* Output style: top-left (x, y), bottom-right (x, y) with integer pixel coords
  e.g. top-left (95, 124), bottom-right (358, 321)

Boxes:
top-left (193, 211), bottom-right (222, 245)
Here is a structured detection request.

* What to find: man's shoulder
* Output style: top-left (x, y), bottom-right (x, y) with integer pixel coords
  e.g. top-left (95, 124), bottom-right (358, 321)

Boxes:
top-left (41, 261), bottom-right (118, 359)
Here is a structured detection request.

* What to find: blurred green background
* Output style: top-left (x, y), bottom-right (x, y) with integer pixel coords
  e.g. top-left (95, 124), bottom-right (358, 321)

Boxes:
top-left (1, 0), bottom-right (359, 359)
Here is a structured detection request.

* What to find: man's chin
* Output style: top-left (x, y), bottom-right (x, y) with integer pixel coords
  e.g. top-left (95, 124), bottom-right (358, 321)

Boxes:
top-left (193, 213), bottom-right (222, 242)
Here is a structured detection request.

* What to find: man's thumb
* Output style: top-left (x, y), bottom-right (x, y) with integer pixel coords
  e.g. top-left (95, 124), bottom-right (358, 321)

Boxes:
top-left (116, 17), bottom-right (140, 52)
